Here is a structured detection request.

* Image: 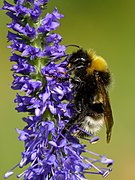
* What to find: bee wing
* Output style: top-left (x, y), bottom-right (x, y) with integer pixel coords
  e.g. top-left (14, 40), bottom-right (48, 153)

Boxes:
top-left (96, 74), bottom-right (114, 143)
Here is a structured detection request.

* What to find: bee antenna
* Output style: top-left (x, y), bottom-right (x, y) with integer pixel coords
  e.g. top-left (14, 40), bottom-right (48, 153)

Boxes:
top-left (66, 44), bottom-right (81, 49)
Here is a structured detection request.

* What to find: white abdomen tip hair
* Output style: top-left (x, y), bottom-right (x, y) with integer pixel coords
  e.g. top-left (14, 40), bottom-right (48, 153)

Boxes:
top-left (82, 116), bottom-right (104, 134)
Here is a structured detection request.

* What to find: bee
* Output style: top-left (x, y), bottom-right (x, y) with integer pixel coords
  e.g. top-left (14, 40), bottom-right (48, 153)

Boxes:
top-left (66, 49), bottom-right (113, 143)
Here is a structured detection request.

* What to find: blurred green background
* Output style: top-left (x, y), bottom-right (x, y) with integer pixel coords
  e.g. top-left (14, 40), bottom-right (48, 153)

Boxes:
top-left (1, 0), bottom-right (135, 179)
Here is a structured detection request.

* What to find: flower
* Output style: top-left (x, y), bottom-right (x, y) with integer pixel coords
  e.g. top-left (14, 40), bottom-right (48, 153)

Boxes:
top-left (2, 0), bottom-right (113, 179)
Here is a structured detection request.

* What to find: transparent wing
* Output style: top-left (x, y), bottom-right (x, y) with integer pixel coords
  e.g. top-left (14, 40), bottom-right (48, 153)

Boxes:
top-left (95, 73), bottom-right (114, 143)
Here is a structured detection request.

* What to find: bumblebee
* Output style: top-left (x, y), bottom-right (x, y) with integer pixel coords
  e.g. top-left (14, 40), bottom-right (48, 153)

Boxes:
top-left (67, 49), bottom-right (113, 143)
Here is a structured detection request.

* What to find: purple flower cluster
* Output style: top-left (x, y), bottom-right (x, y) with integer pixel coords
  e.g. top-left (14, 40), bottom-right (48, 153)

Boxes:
top-left (2, 0), bottom-right (113, 179)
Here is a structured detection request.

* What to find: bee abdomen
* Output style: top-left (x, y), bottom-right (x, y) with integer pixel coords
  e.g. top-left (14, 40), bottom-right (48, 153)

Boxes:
top-left (74, 115), bottom-right (104, 138)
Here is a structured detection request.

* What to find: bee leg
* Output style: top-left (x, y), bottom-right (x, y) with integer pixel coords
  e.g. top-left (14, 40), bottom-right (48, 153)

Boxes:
top-left (56, 76), bottom-right (83, 85)
top-left (70, 77), bottom-right (82, 84)
top-left (74, 100), bottom-right (82, 113)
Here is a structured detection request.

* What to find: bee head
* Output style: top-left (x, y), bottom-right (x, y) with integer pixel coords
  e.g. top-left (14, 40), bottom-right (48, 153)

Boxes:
top-left (67, 49), bottom-right (91, 74)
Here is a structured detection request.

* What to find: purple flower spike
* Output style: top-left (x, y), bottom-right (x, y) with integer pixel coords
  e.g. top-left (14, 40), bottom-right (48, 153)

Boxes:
top-left (2, 0), bottom-right (113, 179)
